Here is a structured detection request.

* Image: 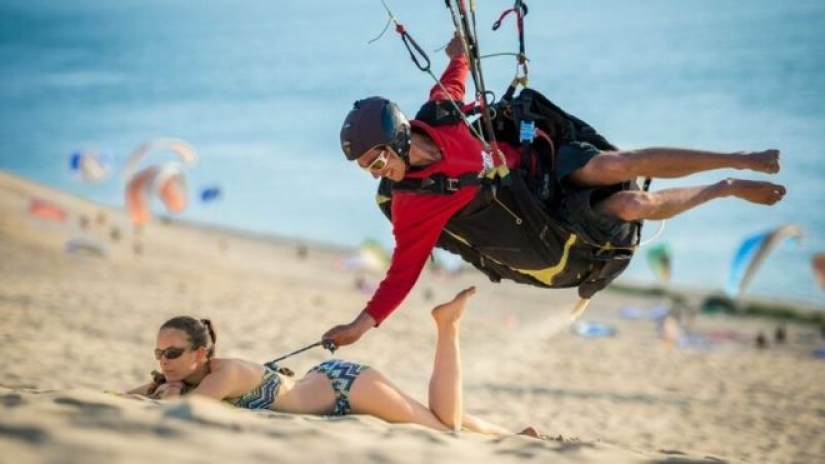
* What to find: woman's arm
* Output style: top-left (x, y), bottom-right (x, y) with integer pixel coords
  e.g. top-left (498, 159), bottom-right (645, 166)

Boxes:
top-left (125, 381), bottom-right (184, 399)
top-left (125, 371), bottom-right (167, 396)
top-left (125, 382), bottom-right (156, 396)
top-left (153, 381), bottom-right (185, 399)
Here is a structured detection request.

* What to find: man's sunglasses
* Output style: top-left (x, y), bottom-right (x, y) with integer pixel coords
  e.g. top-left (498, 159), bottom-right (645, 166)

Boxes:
top-left (363, 149), bottom-right (390, 172)
top-left (154, 346), bottom-right (189, 360)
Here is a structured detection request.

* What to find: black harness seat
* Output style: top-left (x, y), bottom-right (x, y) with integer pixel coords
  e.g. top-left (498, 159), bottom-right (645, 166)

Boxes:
top-left (377, 88), bottom-right (648, 300)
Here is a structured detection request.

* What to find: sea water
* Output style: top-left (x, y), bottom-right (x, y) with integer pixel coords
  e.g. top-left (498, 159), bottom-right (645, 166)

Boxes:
top-left (1, 0), bottom-right (823, 306)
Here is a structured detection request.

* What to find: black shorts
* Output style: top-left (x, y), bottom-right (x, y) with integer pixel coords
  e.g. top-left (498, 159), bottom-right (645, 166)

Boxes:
top-left (555, 141), bottom-right (601, 182)
top-left (558, 185), bottom-right (627, 245)
top-left (555, 141), bottom-right (627, 245)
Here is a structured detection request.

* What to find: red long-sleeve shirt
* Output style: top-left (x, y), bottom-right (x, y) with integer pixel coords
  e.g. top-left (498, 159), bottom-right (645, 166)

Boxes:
top-left (364, 55), bottom-right (522, 325)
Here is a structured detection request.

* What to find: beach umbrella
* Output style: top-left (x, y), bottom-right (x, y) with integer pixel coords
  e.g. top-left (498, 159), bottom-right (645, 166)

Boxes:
top-left (726, 224), bottom-right (803, 298)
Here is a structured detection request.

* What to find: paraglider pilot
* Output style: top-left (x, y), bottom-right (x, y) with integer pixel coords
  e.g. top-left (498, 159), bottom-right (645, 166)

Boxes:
top-left (322, 32), bottom-right (786, 349)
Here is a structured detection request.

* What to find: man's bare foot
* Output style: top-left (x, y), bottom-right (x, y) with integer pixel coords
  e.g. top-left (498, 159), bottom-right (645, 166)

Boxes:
top-left (432, 286), bottom-right (475, 325)
top-left (742, 149), bottom-right (780, 174)
top-left (723, 178), bottom-right (786, 205)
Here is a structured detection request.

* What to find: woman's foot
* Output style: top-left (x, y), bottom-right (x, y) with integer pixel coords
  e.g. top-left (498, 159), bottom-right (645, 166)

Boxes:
top-left (432, 286), bottom-right (475, 326)
top-left (517, 426), bottom-right (542, 439)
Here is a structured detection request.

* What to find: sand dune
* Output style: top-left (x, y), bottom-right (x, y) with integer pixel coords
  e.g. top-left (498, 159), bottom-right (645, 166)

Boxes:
top-left (1, 170), bottom-right (823, 464)
top-left (3, 388), bottom-right (719, 464)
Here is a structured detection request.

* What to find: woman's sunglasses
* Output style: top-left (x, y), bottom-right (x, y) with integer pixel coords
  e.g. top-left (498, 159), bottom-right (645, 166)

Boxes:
top-left (363, 149), bottom-right (390, 172)
top-left (154, 346), bottom-right (189, 360)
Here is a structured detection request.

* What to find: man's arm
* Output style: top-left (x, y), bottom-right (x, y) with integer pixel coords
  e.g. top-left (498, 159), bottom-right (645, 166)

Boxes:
top-left (362, 196), bottom-right (449, 325)
top-left (322, 191), bottom-right (475, 347)
top-left (429, 33), bottom-right (469, 102)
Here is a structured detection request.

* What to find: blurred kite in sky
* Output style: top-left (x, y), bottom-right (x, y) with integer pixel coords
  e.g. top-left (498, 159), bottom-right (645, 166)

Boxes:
top-left (123, 138), bottom-right (197, 227)
top-left (726, 224), bottom-right (803, 298)
top-left (122, 138), bottom-right (197, 180)
top-left (28, 198), bottom-right (67, 223)
top-left (199, 185), bottom-right (222, 203)
top-left (69, 150), bottom-right (113, 183)
top-left (645, 242), bottom-right (672, 284)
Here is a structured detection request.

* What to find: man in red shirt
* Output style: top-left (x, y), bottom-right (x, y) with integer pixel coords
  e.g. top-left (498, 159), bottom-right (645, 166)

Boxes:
top-left (323, 33), bottom-right (786, 348)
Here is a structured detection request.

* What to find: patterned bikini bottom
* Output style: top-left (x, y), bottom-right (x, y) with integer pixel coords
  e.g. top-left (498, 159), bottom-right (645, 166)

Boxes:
top-left (307, 359), bottom-right (370, 416)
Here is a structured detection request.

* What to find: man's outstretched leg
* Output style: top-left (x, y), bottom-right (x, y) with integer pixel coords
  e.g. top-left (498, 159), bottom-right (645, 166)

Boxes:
top-left (597, 178), bottom-right (786, 221)
top-left (568, 147), bottom-right (780, 188)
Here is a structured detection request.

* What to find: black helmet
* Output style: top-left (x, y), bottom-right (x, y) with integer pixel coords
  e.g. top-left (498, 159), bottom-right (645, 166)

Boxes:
top-left (340, 97), bottom-right (411, 164)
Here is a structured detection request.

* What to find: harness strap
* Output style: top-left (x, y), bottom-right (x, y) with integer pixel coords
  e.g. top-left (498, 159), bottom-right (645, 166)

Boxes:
top-left (515, 91), bottom-right (536, 173)
top-left (446, 0), bottom-right (499, 151)
top-left (492, 1), bottom-right (528, 64)
top-left (495, 0), bottom-right (529, 101)
top-left (263, 340), bottom-right (336, 370)
top-left (395, 23), bottom-right (431, 72)
top-left (391, 172), bottom-right (487, 195)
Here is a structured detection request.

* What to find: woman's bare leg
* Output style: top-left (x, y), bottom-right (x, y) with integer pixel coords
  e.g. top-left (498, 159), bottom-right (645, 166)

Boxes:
top-left (348, 369), bottom-right (452, 431)
top-left (347, 288), bottom-right (476, 432)
top-left (428, 287), bottom-right (543, 437)
top-left (350, 288), bottom-right (540, 437)
top-left (459, 413), bottom-right (516, 436)
top-left (428, 286), bottom-right (475, 430)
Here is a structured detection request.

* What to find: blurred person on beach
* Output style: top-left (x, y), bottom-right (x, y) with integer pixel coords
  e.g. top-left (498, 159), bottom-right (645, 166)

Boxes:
top-left (324, 32), bottom-right (787, 348)
top-left (127, 287), bottom-right (540, 438)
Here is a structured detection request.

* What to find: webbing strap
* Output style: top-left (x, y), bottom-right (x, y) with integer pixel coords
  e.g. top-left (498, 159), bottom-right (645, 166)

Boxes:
top-left (391, 172), bottom-right (486, 195)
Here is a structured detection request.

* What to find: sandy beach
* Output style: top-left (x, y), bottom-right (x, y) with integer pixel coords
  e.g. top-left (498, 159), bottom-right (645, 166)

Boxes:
top-left (1, 170), bottom-right (823, 464)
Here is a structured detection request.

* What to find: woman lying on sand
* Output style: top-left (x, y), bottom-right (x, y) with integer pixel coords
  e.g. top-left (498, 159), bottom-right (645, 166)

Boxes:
top-left (128, 287), bottom-right (539, 437)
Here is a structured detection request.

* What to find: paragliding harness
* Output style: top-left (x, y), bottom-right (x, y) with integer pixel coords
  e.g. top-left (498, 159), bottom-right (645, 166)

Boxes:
top-left (372, 0), bottom-right (650, 304)
top-left (378, 90), bottom-right (647, 300)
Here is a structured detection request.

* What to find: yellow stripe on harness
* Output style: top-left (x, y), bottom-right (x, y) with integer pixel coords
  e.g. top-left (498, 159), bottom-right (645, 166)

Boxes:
top-left (443, 229), bottom-right (579, 286)
top-left (515, 233), bottom-right (578, 285)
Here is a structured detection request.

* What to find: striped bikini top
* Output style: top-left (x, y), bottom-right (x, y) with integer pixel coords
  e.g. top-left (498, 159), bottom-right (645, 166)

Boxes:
top-left (224, 367), bottom-right (281, 410)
